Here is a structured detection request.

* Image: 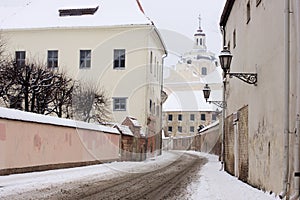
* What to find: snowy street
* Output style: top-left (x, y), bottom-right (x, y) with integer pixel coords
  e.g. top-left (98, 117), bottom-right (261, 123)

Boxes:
top-left (0, 151), bottom-right (279, 200)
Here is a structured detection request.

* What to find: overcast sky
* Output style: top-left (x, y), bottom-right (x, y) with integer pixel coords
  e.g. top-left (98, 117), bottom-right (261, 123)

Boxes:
top-left (140, 0), bottom-right (226, 56)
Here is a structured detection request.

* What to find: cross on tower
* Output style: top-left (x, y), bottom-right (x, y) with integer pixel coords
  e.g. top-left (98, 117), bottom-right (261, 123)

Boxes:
top-left (198, 14), bottom-right (202, 30)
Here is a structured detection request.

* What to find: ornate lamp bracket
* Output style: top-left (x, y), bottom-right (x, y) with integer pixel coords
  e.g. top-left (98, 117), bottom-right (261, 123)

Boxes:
top-left (208, 101), bottom-right (227, 109)
top-left (228, 73), bottom-right (258, 85)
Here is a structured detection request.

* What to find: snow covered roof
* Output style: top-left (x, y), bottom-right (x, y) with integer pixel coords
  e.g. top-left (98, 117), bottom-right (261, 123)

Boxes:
top-left (0, 0), bottom-right (152, 29)
top-left (114, 124), bottom-right (134, 137)
top-left (199, 120), bottom-right (219, 135)
top-left (163, 90), bottom-right (221, 112)
top-left (0, 107), bottom-right (120, 134)
top-left (127, 116), bottom-right (141, 127)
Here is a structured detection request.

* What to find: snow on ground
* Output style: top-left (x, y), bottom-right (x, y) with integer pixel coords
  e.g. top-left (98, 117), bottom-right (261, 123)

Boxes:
top-left (0, 151), bottom-right (280, 199)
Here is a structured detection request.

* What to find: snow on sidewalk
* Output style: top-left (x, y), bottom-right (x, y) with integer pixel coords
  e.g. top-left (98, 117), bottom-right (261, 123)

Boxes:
top-left (0, 151), bottom-right (280, 199)
top-left (187, 151), bottom-right (279, 200)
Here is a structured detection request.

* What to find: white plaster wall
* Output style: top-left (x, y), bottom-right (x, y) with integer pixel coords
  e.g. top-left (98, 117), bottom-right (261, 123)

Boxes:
top-left (223, 0), bottom-right (286, 193)
top-left (2, 25), bottom-right (166, 129)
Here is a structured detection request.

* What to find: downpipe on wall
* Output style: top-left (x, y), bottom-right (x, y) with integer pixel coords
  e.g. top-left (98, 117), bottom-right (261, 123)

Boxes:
top-left (291, 0), bottom-right (300, 199)
top-left (280, 0), bottom-right (291, 199)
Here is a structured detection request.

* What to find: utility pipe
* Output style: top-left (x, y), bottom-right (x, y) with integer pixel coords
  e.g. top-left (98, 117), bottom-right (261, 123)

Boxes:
top-left (220, 26), bottom-right (226, 171)
top-left (291, 0), bottom-right (300, 199)
top-left (280, 0), bottom-right (291, 198)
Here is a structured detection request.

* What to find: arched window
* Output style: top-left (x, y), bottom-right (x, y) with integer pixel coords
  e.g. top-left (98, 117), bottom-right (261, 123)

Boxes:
top-left (201, 67), bottom-right (207, 75)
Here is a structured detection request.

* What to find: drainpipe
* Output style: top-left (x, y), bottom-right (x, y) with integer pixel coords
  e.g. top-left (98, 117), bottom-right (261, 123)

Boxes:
top-left (280, 0), bottom-right (291, 199)
top-left (220, 25), bottom-right (226, 171)
top-left (291, 0), bottom-right (300, 199)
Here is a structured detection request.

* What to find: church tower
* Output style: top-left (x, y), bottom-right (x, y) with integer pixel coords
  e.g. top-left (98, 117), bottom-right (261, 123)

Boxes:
top-left (194, 14), bottom-right (207, 51)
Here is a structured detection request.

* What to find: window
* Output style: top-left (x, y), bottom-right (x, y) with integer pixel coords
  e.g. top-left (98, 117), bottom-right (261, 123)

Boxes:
top-left (168, 114), bottom-right (173, 121)
top-left (190, 126), bottom-right (195, 133)
top-left (154, 57), bottom-right (157, 77)
top-left (15, 51), bottom-right (25, 67)
top-left (190, 114), bottom-right (195, 121)
top-left (212, 113), bottom-right (217, 121)
top-left (247, 1), bottom-right (251, 24)
top-left (178, 126), bottom-right (182, 133)
top-left (233, 29), bottom-right (236, 48)
top-left (168, 126), bottom-right (172, 132)
top-left (150, 51), bottom-right (153, 73)
top-left (113, 98), bottom-right (127, 111)
top-left (201, 114), bottom-right (206, 121)
top-left (256, 0), bottom-right (262, 6)
top-left (201, 67), bottom-right (207, 75)
top-left (178, 114), bottom-right (182, 121)
top-left (114, 49), bottom-right (125, 69)
top-left (80, 50), bottom-right (91, 68)
top-left (47, 50), bottom-right (58, 68)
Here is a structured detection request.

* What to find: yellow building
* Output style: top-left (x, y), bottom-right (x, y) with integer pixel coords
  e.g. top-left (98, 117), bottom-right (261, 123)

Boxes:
top-left (0, 0), bottom-right (167, 151)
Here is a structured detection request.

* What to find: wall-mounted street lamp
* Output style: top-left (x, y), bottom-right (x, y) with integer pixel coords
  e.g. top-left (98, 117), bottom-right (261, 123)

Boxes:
top-left (219, 47), bottom-right (257, 85)
top-left (203, 84), bottom-right (226, 109)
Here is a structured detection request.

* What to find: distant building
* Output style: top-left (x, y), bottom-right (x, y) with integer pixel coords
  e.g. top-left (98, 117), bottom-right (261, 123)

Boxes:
top-left (0, 0), bottom-right (167, 156)
top-left (163, 16), bottom-right (222, 138)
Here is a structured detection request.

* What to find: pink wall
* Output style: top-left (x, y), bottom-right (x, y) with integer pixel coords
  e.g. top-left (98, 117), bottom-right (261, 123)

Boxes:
top-left (0, 116), bottom-right (120, 172)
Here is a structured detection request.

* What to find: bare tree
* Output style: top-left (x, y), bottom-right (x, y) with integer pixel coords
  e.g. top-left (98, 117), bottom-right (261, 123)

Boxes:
top-left (72, 83), bottom-right (111, 123)
top-left (0, 61), bottom-right (74, 117)
top-left (49, 72), bottom-right (74, 118)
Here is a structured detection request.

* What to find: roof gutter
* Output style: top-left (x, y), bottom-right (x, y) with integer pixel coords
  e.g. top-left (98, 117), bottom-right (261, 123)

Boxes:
top-left (219, 0), bottom-right (235, 27)
top-left (290, 0), bottom-right (300, 199)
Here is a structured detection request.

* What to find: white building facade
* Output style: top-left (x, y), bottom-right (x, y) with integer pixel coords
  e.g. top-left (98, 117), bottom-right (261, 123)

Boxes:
top-left (0, 0), bottom-right (167, 151)
top-left (163, 19), bottom-right (222, 138)
top-left (220, 0), bottom-right (300, 197)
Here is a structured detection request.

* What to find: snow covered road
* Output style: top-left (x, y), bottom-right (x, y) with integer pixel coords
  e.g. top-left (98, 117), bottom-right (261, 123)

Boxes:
top-left (0, 151), bottom-right (279, 200)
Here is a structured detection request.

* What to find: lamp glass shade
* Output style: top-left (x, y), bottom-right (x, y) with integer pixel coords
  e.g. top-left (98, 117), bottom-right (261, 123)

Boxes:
top-left (203, 84), bottom-right (211, 102)
top-left (219, 47), bottom-right (232, 73)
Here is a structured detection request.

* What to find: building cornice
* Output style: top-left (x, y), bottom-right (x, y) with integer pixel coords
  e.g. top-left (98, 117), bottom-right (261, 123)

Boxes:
top-left (220, 0), bottom-right (235, 27)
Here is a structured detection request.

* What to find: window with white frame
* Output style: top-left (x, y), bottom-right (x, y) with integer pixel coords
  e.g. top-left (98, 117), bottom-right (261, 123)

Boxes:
top-left (15, 51), bottom-right (26, 67)
top-left (114, 49), bottom-right (125, 69)
top-left (190, 114), bottom-right (195, 121)
top-left (178, 114), bottom-right (182, 121)
top-left (190, 126), bottom-right (195, 133)
top-left (201, 114), bottom-right (206, 121)
top-left (212, 113), bottom-right (217, 121)
top-left (178, 126), bottom-right (182, 133)
top-left (201, 67), bottom-right (207, 75)
top-left (47, 50), bottom-right (58, 68)
top-left (113, 98), bottom-right (127, 111)
top-left (79, 50), bottom-right (91, 68)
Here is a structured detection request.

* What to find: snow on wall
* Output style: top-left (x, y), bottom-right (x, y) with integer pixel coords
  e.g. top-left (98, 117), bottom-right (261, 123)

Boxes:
top-left (0, 107), bottom-right (121, 174)
top-left (0, 107), bottom-right (119, 134)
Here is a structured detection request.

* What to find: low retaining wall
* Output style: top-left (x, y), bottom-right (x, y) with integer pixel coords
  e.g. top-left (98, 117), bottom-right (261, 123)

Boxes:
top-left (162, 120), bottom-right (221, 156)
top-left (0, 107), bottom-right (120, 175)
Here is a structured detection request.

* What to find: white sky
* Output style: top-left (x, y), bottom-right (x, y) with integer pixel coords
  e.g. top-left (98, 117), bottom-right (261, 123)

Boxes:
top-left (140, 0), bottom-right (227, 55)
